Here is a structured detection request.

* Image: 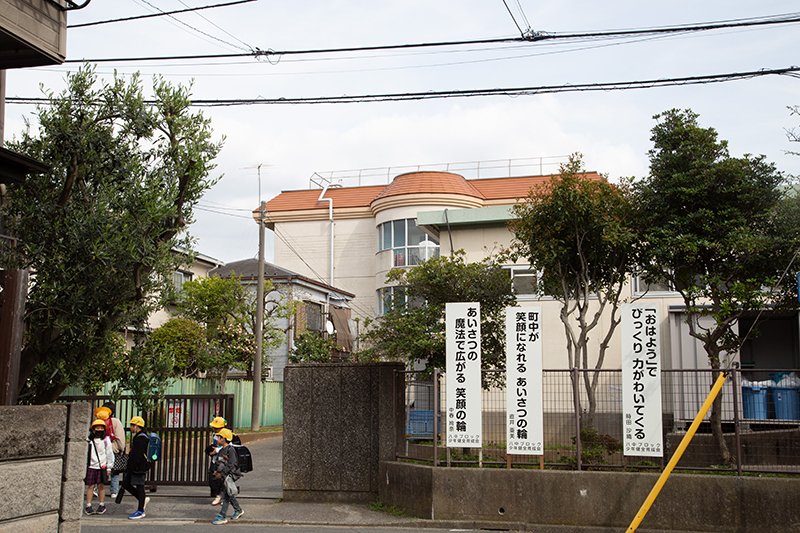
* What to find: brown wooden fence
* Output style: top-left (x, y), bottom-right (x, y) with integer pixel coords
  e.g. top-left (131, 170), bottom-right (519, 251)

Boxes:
top-left (59, 393), bottom-right (234, 486)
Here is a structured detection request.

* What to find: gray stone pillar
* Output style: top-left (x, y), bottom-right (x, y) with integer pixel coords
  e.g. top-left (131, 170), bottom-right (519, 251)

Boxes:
top-left (282, 362), bottom-right (404, 502)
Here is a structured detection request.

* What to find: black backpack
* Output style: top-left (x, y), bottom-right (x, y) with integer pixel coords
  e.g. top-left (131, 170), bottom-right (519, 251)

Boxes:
top-left (232, 444), bottom-right (253, 473)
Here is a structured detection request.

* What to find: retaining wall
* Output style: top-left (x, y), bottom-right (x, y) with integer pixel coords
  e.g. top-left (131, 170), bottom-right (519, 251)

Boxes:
top-left (380, 461), bottom-right (800, 532)
top-left (0, 402), bottom-right (90, 533)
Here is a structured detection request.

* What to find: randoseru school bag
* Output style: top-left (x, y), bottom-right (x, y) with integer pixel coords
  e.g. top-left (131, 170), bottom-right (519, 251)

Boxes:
top-left (232, 444), bottom-right (253, 473)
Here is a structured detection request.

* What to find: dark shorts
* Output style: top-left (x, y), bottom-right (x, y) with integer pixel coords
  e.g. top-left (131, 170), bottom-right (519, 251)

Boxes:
top-left (85, 467), bottom-right (105, 486)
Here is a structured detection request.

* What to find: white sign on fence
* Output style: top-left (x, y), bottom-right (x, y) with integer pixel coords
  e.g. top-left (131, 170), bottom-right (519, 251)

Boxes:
top-left (621, 304), bottom-right (663, 457)
top-left (506, 307), bottom-right (543, 455)
top-left (446, 302), bottom-right (482, 448)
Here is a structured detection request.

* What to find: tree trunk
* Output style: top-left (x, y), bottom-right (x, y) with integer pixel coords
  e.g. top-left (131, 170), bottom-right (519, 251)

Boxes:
top-left (710, 367), bottom-right (732, 465)
top-left (31, 381), bottom-right (69, 405)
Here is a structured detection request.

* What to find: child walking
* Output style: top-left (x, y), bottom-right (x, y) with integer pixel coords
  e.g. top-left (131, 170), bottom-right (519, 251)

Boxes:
top-left (85, 419), bottom-right (114, 515)
top-left (211, 428), bottom-right (244, 525)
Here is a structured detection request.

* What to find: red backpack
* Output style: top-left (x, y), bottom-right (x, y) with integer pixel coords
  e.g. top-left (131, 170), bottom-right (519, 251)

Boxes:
top-left (104, 419), bottom-right (116, 442)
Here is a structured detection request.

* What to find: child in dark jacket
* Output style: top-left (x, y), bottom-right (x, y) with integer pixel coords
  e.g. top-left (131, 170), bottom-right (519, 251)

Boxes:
top-left (117, 416), bottom-right (151, 520)
top-left (211, 428), bottom-right (243, 525)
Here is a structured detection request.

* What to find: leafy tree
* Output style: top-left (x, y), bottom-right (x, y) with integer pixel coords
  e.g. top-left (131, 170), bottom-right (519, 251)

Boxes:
top-left (360, 251), bottom-right (516, 383)
top-left (4, 66), bottom-right (222, 403)
top-left (149, 317), bottom-right (209, 377)
top-left (113, 340), bottom-right (176, 414)
top-left (634, 109), bottom-right (798, 464)
top-left (176, 275), bottom-right (290, 391)
top-left (509, 154), bottom-right (638, 427)
top-left (289, 331), bottom-right (337, 363)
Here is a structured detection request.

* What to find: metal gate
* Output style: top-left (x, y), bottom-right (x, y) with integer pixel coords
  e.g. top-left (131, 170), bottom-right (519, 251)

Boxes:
top-left (60, 393), bottom-right (235, 486)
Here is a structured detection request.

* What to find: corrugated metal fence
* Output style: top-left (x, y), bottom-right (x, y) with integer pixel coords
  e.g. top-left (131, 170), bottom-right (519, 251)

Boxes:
top-left (63, 378), bottom-right (284, 429)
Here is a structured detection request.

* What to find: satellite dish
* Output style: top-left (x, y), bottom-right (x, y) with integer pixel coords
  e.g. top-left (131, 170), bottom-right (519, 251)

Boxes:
top-left (325, 320), bottom-right (335, 335)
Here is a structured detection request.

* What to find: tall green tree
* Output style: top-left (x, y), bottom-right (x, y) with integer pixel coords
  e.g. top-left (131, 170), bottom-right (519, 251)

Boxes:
top-left (360, 251), bottom-right (516, 382)
top-left (509, 154), bottom-right (638, 427)
top-left (4, 66), bottom-right (223, 403)
top-left (176, 275), bottom-right (290, 391)
top-left (635, 109), bottom-right (798, 464)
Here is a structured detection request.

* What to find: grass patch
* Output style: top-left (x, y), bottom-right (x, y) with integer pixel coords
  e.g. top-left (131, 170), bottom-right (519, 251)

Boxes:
top-left (369, 500), bottom-right (406, 516)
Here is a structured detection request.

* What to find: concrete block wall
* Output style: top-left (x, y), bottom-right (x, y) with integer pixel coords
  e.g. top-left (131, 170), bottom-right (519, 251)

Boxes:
top-left (0, 403), bottom-right (90, 533)
top-left (282, 362), bottom-right (404, 502)
top-left (380, 461), bottom-right (800, 532)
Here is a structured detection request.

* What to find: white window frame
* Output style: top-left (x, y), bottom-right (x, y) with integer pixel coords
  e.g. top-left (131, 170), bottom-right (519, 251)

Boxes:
top-left (632, 272), bottom-right (677, 297)
top-left (505, 265), bottom-right (541, 299)
top-left (173, 270), bottom-right (193, 292)
top-left (377, 218), bottom-right (440, 268)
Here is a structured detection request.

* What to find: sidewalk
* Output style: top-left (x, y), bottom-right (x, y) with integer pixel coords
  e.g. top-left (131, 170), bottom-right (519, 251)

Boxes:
top-left (81, 433), bottom-right (695, 532)
top-left (84, 431), bottom-right (430, 528)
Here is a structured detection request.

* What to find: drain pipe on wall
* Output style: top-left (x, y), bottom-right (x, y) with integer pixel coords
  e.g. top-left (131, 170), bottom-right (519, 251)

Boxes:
top-left (318, 184), bottom-right (334, 287)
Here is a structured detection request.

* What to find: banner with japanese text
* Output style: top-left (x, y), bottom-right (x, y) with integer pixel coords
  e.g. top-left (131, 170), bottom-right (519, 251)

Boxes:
top-left (446, 302), bottom-right (482, 448)
top-left (505, 306), bottom-right (543, 455)
top-left (621, 304), bottom-right (663, 457)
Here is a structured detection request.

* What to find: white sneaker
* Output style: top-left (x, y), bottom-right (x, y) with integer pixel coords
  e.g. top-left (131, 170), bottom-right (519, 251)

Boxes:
top-left (211, 495), bottom-right (222, 505)
top-left (109, 493), bottom-right (117, 499)
top-left (143, 497), bottom-right (150, 512)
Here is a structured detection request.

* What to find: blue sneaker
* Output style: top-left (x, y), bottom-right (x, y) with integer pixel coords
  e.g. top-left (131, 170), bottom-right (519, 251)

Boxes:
top-left (231, 509), bottom-right (244, 521)
top-left (84, 505), bottom-right (94, 515)
top-left (212, 513), bottom-right (228, 525)
top-left (128, 510), bottom-right (146, 520)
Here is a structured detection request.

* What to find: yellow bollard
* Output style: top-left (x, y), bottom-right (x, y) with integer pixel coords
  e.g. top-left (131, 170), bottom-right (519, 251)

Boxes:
top-left (626, 371), bottom-right (728, 532)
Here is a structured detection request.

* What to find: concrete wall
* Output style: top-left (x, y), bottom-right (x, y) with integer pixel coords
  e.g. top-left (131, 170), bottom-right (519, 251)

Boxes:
top-left (282, 362), bottom-right (404, 502)
top-left (380, 461), bottom-right (800, 532)
top-left (0, 402), bottom-right (90, 533)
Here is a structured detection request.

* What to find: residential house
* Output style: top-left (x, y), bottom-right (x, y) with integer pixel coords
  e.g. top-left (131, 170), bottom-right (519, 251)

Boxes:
top-left (209, 258), bottom-right (355, 382)
top-left (146, 250), bottom-right (225, 331)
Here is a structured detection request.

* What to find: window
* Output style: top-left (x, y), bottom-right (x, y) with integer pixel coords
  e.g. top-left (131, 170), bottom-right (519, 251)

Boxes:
top-left (377, 286), bottom-right (424, 315)
top-left (505, 266), bottom-right (540, 297)
top-left (173, 270), bottom-right (193, 292)
top-left (378, 218), bottom-right (439, 267)
top-left (303, 301), bottom-right (324, 332)
top-left (633, 273), bottom-right (674, 295)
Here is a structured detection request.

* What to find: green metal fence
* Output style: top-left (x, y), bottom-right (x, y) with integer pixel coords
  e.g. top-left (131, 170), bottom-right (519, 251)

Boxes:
top-left (63, 378), bottom-right (283, 430)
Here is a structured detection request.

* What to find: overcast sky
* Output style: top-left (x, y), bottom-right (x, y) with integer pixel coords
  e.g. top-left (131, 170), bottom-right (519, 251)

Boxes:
top-left (5, 1), bottom-right (800, 265)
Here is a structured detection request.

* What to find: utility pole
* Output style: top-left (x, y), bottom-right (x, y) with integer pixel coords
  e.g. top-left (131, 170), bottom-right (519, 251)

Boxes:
top-left (251, 200), bottom-right (266, 431)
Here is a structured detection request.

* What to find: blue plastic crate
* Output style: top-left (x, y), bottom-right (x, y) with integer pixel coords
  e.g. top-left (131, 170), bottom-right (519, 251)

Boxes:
top-left (406, 409), bottom-right (434, 438)
top-left (772, 387), bottom-right (800, 420)
top-left (742, 386), bottom-right (768, 420)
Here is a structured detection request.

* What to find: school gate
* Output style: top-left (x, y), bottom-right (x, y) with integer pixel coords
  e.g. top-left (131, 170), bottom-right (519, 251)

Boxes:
top-left (59, 393), bottom-right (234, 486)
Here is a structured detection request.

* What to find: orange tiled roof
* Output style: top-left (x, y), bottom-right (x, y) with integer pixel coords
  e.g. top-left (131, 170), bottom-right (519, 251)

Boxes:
top-left (372, 171), bottom-right (483, 201)
top-left (265, 184), bottom-right (386, 212)
top-left (264, 171), bottom-right (602, 212)
top-left (472, 172), bottom-right (602, 200)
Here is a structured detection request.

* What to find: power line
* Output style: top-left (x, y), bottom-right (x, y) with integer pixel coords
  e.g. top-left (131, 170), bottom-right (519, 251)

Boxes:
top-left (9, 66), bottom-right (798, 107)
top-left (61, 12), bottom-right (800, 64)
top-left (134, 0), bottom-right (250, 52)
top-left (501, 0), bottom-right (525, 36)
top-left (176, 0), bottom-right (253, 51)
top-left (68, 0), bottom-right (256, 29)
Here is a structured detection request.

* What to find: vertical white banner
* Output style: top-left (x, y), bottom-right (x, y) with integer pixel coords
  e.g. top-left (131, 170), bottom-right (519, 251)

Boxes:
top-left (446, 302), bottom-right (482, 448)
top-left (506, 307), bottom-right (543, 455)
top-left (621, 304), bottom-right (663, 457)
